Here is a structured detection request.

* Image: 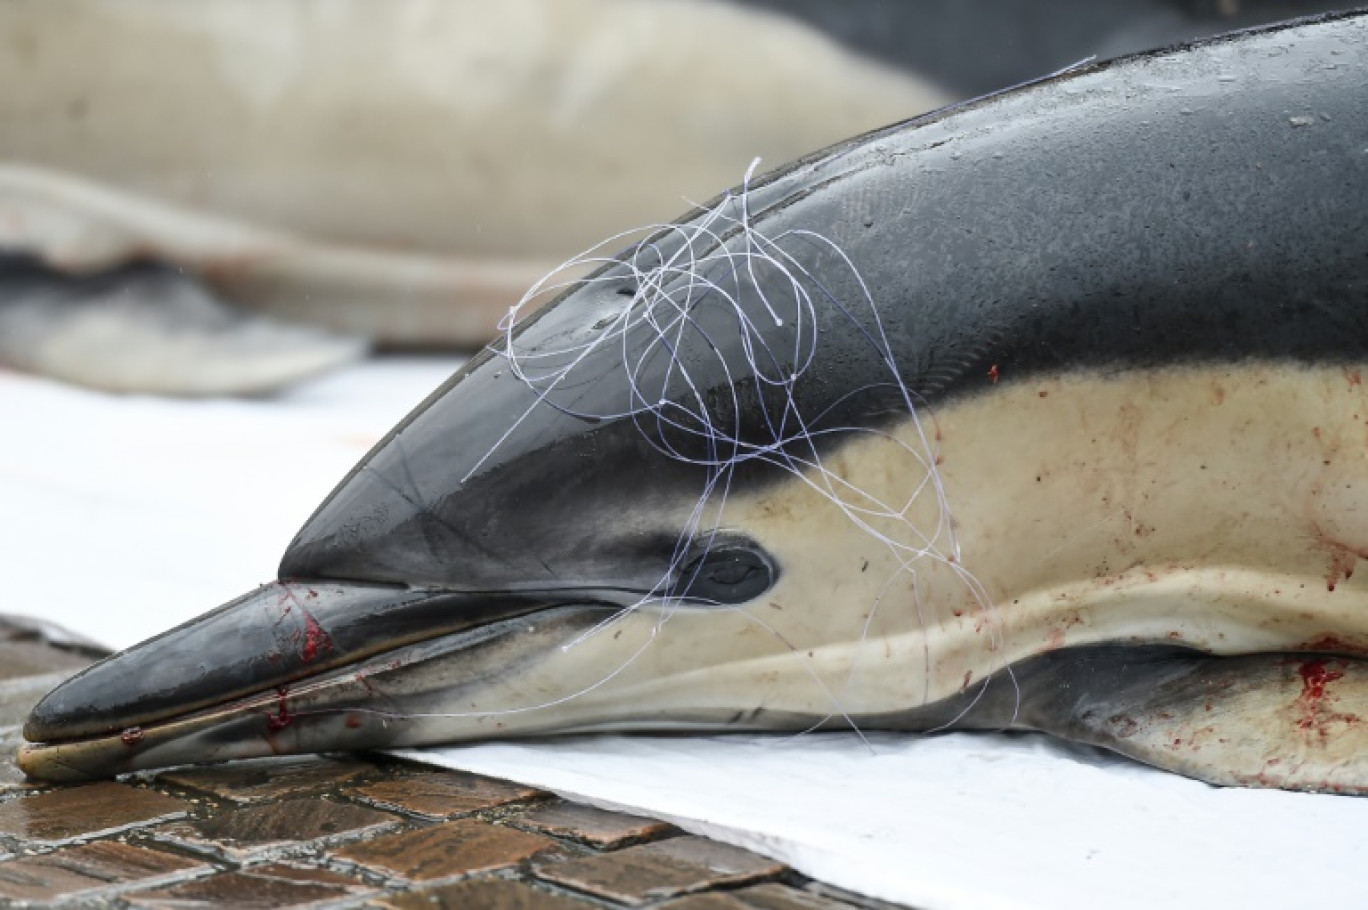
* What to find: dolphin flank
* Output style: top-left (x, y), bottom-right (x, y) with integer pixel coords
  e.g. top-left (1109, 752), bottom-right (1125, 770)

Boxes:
top-left (19, 11), bottom-right (1368, 791)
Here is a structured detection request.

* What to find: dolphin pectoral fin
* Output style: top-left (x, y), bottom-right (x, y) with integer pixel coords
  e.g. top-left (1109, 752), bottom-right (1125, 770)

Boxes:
top-left (1019, 647), bottom-right (1368, 794)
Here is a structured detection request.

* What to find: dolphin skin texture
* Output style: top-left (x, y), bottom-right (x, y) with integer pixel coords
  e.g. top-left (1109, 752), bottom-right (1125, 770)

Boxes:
top-left (19, 12), bottom-right (1368, 791)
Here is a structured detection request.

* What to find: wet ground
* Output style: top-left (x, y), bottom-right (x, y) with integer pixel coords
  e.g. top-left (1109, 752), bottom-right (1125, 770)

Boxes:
top-left (0, 624), bottom-right (903, 908)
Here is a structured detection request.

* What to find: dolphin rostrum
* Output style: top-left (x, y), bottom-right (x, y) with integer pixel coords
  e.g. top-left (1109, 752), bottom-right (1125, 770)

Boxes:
top-left (20, 11), bottom-right (1368, 791)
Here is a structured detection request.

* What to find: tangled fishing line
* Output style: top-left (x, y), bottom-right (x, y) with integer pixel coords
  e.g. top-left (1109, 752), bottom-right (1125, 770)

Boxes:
top-left (371, 159), bottom-right (1010, 733)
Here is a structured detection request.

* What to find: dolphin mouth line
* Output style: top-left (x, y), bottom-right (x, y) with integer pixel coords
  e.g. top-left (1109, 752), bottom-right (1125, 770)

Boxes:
top-left (17, 664), bottom-right (384, 782)
top-left (17, 601), bottom-right (627, 782)
top-left (15, 563), bottom-right (736, 783)
top-left (16, 574), bottom-right (656, 777)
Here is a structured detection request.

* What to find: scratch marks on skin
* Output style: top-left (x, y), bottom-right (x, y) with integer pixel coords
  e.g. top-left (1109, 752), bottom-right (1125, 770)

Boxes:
top-left (270, 582), bottom-right (336, 666)
top-left (360, 437), bottom-right (520, 572)
top-left (299, 609), bottom-right (334, 664)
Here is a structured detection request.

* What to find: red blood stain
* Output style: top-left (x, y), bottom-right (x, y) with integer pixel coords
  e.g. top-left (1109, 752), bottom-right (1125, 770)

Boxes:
top-left (1309, 526), bottom-right (1368, 593)
top-left (987, 364), bottom-right (999, 384)
top-left (120, 726), bottom-right (144, 746)
top-left (1299, 659), bottom-right (1344, 702)
top-left (345, 714), bottom-right (362, 729)
top-left (1345, 367), bottom-right (1362, 388)
top-left (1038, 390), bottom-right (1049, 398)
top-left (1296, 658), bottom-right (1348, 735)
top-left (1109, 714), bottom-right (1140, 738)
top-left (278, 583), bottom-right (334, 662)
top-left (266, 686), bottom-right (294, 732)
top-left (300, 611), bottom-right (335, 663)
top-left (1326, 549), bottom-right (1356, 592)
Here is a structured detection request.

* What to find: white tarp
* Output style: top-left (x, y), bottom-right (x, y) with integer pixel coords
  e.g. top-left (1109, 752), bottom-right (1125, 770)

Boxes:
top-left (405, 732), bottom-right (1368, 910)
top-left (0, 358), bottom-right (458, 648)
top-left (7, 361), bottom-right (1368, 910)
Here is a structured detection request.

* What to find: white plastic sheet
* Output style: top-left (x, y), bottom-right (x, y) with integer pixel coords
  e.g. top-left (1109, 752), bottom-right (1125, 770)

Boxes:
top-left (0, 359), bottom-right (459, 648)
top-left (7, 361), bottom-right (1368, 910)
top-left (405, 732), bottom-right (1368, 910)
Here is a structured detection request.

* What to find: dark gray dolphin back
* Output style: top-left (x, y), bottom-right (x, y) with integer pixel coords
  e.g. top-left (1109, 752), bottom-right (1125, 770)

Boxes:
top-left (748, 10), bottom-right (1368, 400)
top-left (282, 12), bottom-right (1368, 588)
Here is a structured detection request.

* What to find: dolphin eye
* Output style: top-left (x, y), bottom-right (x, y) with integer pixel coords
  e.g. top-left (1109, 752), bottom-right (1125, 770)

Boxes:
top-left (673, 543), bottom-right (775, 604)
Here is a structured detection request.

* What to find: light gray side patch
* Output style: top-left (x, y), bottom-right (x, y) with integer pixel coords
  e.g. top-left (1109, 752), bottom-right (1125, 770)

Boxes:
top-left (863, 644), bottom-right (1368, 795)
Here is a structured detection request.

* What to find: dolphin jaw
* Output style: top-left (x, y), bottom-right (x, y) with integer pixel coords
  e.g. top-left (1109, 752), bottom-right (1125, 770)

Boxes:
top-left (16, 600), bottom-right (926, 781)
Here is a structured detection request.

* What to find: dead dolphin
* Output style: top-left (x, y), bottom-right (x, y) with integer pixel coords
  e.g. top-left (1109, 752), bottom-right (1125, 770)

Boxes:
top-left (0, 0), bottom-right (946, 396)
top-left (19, 12), bottom-right (1368, 790)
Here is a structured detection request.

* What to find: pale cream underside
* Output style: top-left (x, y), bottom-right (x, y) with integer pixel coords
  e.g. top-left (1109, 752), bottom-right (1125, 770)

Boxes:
top-left (431, 363), bottom-right (1368, 730)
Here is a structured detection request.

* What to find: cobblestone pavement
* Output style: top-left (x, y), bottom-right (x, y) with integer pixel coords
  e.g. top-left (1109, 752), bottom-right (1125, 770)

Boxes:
top-left (0, 621), bottom-right (907, 909)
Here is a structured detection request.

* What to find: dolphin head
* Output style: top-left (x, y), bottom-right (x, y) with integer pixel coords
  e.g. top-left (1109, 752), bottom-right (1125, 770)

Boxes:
top-left (19, 190), bottom-right (954, 781)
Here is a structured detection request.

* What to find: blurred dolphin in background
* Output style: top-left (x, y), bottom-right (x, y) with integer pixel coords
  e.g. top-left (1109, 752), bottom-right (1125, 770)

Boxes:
top-left (0, 0), bottom-right (946, 394)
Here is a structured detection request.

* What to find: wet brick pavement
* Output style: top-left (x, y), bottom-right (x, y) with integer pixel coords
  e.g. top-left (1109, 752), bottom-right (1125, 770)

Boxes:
top-left (0, 620), bottom-right (907, 909)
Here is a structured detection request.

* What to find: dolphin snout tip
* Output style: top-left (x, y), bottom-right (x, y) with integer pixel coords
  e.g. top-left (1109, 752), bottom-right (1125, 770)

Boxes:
top-left (16, 742), bottom-right (105, 783)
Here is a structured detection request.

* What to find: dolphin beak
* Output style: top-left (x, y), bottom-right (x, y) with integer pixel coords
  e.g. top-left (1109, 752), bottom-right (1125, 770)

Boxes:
top-left (18, 580), bottom-right (613, 781)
